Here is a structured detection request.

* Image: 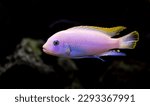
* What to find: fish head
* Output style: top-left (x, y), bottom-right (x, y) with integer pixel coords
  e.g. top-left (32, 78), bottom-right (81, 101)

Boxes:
top-left (42, 31), bottom-right (69, 57)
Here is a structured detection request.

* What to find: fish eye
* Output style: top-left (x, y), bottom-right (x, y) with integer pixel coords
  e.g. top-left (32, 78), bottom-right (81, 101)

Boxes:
top-left (53, 40), bottom-right (59, 46)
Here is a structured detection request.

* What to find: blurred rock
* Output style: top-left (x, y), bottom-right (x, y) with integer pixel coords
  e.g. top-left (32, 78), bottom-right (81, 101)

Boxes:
top-left (57, 57), bottom-right (83, 88)
top-left (58, 57), bottom-right (78, 80)
top-left (58, 57), bottom-right (78, 72)
top-left (100, 59), bottom-right (150, 88)
top-left (0, 38), bottom-right (54, 76)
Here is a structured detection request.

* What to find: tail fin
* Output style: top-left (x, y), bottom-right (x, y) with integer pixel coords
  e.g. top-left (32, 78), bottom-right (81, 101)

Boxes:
top-left (119, 31), bottom-right (139, 49)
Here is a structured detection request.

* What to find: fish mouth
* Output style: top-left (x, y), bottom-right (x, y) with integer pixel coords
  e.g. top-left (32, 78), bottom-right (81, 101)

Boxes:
top-left (43, 47), bottom-right (55, 55)
top-left (43, 48), bottom-right (48, 53)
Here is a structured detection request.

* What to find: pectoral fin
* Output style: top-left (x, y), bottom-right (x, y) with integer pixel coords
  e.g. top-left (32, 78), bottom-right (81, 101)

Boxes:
top-left (66, 47), bottom-right (71, 56)
top-left (64, 44), bottom-right (71, 56)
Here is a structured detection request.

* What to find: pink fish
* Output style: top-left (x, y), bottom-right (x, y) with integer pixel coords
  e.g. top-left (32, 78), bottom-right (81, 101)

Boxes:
top-left (43, 26), bottom-right (139, 60)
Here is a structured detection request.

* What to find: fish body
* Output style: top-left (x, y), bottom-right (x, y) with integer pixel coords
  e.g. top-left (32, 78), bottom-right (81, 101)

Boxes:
top-left (43, 26), bottom-right (139, 59)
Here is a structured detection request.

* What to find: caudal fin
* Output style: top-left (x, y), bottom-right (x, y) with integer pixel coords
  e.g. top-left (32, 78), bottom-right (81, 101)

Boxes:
top-left (119, 31), bottom-right (139, 49)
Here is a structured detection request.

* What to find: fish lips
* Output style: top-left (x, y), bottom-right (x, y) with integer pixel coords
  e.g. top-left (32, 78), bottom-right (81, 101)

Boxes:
top-left (42, 47), bottom-right (58, 56)
top-left (42, 47), bottom-right (49, 54)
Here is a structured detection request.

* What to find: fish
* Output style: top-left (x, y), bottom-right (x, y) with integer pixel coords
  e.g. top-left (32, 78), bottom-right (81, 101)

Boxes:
top-left (42, 26), bottom-right (139, 60)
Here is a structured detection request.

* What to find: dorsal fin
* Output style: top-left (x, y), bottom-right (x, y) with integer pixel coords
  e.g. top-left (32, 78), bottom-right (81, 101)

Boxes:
top-left (67, 26), bottom-right (126, 37)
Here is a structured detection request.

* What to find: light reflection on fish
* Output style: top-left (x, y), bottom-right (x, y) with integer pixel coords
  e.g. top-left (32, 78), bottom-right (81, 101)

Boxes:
top-left (43, 26), bottom-right (139, 61)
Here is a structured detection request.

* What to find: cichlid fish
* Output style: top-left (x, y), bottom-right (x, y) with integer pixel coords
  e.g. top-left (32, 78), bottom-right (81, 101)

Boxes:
top-left (43, 26), bottom-right (139, 60)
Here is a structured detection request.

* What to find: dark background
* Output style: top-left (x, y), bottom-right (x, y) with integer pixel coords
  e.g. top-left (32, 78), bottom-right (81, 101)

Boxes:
top-left (0, 0), bottom-right (150, 88)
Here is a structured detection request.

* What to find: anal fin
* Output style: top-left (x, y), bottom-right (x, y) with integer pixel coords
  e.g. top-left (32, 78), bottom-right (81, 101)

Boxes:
top-left (99, 50), bottom-right (126, 56)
